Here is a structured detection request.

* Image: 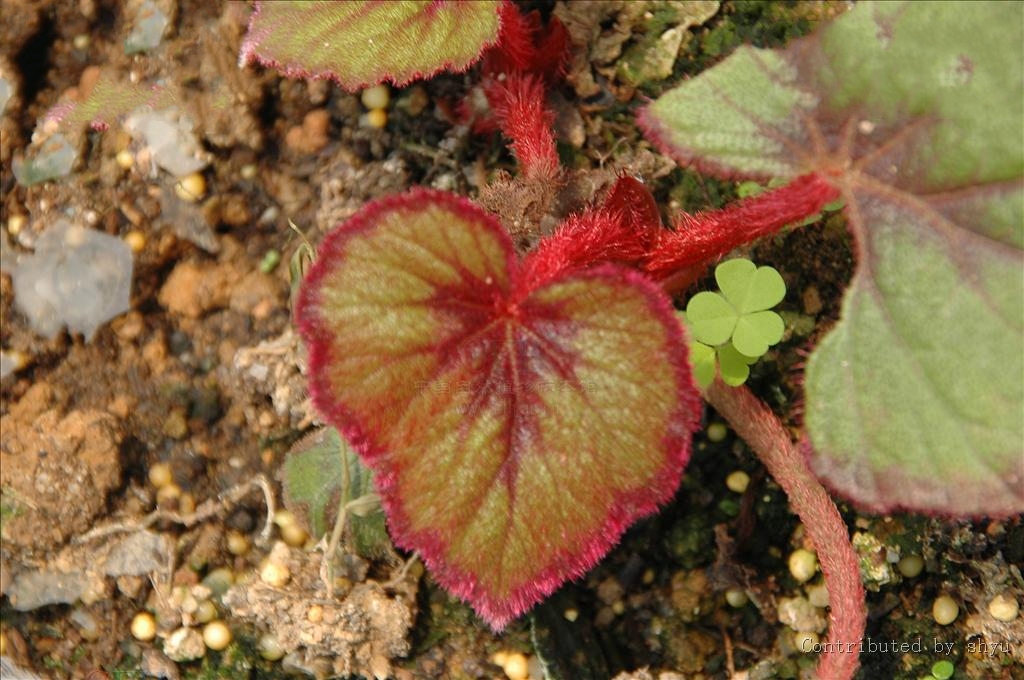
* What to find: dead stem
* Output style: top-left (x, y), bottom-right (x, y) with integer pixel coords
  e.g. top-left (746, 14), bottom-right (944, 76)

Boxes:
top-left (74, 474), bottom-right (276, 546)
top-left (703, 379), bottom-right (866, 680)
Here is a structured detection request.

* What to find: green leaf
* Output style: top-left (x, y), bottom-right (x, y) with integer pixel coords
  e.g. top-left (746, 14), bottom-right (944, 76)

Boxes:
top-left (716, 257), bottom-right (786, 314)
top-left (240, 1), bottom-right (502, 90)
top-left (718, 342), bottom-right (758, 387)
top-left (689, 341), bottom-right (717, 388)
top-left (686, 291), bottom-right (737, 345)
top-left (642, 1), bottom-right (1024, 515)
top-left (732, 310), bottom-right (785, 358)
top-left (278, 427), bottom-right (381, 542)
top-left (296, 189), bottom-right (701, 628)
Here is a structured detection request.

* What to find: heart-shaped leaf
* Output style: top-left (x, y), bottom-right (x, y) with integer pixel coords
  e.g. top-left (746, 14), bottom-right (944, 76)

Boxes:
top-left (640, 1), bottom-right (1024, 515)
top-left (718, 343), bottom-right (759, 387)
top-left (279, 427), bottom-right (389, 560)
top-left (686, 291), bottom-right (737, 345)
top-left (296, 190), bottom-right (701, 628)
top-left (733, 311), bottom-right (785, 358)
top-left (240, 1), bottom-right (502, 90)
top-left (689, 341), bottom-right (718, 389)
top-left (716, 258), bottom-right (786, 315)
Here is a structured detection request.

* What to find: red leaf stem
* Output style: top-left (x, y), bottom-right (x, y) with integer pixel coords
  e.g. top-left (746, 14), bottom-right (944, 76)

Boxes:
top-left (644, 173), bottom-right (840, 281)
top-left (519, 176), bottom-right (663, 290)
top-left (703, 379), bottom-right (866, 680)
top-left (485, 73), bottom-right (560, 181)
top-left (519, 208), bottom-right (647, 291)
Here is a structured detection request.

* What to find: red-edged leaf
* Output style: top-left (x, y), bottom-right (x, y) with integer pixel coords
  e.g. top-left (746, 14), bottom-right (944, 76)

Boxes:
top-left (640, 2), bottom-right (1023, 516)
top-left (239, 1), bottom-right (503, 90)
top-left (296, 190), bottom-right (701, 628)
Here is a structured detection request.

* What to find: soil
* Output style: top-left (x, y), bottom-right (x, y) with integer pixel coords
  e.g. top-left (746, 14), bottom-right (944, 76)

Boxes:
top-left (1, 2), bottom-right (1021, 680)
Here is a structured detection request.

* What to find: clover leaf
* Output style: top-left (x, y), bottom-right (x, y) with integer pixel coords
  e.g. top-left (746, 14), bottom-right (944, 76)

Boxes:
top-left (685, 258), bottom-right (786, 387)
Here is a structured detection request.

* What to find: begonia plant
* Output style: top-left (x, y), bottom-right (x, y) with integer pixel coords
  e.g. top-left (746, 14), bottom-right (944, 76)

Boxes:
top-left (259, 3), bottom-right (1020, 680)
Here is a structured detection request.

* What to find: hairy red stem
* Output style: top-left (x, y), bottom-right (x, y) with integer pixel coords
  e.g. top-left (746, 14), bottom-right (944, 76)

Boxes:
top-left (644, 173), bottom-right (840, 281)
top-left (485, 73), bottom-right (560, 182)
top-left (703, 379), bottom-right (866, 680)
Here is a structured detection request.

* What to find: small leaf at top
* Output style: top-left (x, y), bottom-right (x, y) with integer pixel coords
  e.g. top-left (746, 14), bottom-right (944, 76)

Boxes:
top-left (297, 190), bottom-right (701, 629)
top-left (640, 1), bottom-right (1024, 515)
top-left (715, 258), bottom-right (786, 315)
top-left (714, 258), bottom-right (756, 307)
top-left (685, 291), bottom-right (737, 346)
top-left (240, 1), bottom-right (502, 90)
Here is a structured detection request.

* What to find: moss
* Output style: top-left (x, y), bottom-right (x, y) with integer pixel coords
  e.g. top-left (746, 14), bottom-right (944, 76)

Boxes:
top-left (664, 513), bottom-right (715, 569)
top-left (665, 167), bottom-right (736, 213)
top-left (669, 0), bottom-right (845, 84)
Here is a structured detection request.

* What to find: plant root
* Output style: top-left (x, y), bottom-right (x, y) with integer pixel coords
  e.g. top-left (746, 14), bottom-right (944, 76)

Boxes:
top-left (75, 474), bottom-right (276, 546)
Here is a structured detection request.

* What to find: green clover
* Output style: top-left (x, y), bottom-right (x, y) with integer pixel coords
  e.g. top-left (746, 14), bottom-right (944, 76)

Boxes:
top-left (684, 258), bottom-right (787, 388)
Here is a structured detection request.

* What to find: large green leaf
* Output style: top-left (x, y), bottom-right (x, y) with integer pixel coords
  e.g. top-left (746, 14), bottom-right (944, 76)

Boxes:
top-left (239, 1), bottom-right (502, 90)
top-left (296, 190), bottom-right (701, 628)
top-left (641, 1), bottom-right (1024, 515)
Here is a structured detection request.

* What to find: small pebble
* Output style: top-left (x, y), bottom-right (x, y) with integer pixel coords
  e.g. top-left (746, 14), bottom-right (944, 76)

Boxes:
top-left (73, 34), bottom-right (91, 50)
top-left (794, 631), bottom-right (819, 653)
top-left (361, 84), bottom-right (390, 110)
top-left (260, 561), bottom-right (290, 588)
top-left (280, 522), bottom-right (308, 548)
top-left (116, 149), bottom-right (134, 169)
top-left (240, 163), bottom-right (258, 180)
top-left (501, 652), bottom-right (529, 680)
top-left (131, 611), bottom-right (157, 641)
top-left (932, 595), bottom-right (959, 625)
top-left (148, 462), bottom-right (173, 489)
top-left (303, 109), bottom-right (330, 138)
top-left (274, 509), bottom-right (297, 528)
top-left (124, 230), bottom-right (146, 253)
top-left (258, 633), bottom-right (285, 661)
top-left (988, 593), bottom-right (1019, 622)
top-left (226, 531), bottom-right (250, 556)
top-left (397, 84), bottom-right (429, 115)
top-left (366, 108), bottom-right (388, 129)
top-left (162, 410), bottom-right (188, 439)
top-left (706, 422), bottom-right (728, 442)
top-left (7, 214), bottom-right (26, 236)
top-left (307, 604), bottom-right (323, 623)
top-left (563, 607), bottom-right (578, 622)
top-left (178, 492), bottom-right (196, 516)
top-left (175, 173), bottom-right (206, 202)
top-left (202, 620), bottom-right (232, 651)
top-left (726, 470), bottom-right (750, 494)
top-left (806, 583), bottom-right (830, 608)
top-left (725, 588), bottom-right (748, 608)
top-left (897, 554), bottom-right (924, 578)
top-left (788, 548), bottom-right (818, 584)
top-left (194, 599), bottom-right (217, 624)
top-left (931, 660), bottom-right (954, 680)
top-left (201, 568), bottom-right (234, 596)
top-left (156, 483), bottom-right (182, 507)
top-left (70, 608), bottom-right (100, 641)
